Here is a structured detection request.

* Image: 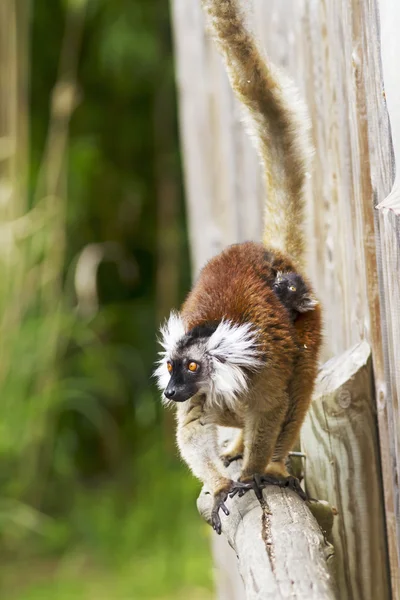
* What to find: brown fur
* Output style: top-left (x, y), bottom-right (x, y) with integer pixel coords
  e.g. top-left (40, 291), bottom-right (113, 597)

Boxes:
top-left (179, 242), bottom-right (322, 487)
top-left (182, 243), bottom-right (295, 362)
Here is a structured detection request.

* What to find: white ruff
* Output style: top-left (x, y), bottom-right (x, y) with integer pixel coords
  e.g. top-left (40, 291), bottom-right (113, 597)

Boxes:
top-left (206, 320), bottom-right (263, 409)
top-left (154, 314), bottom-right (263, 409)
top-left (153, 312), bottom-right (185, 397)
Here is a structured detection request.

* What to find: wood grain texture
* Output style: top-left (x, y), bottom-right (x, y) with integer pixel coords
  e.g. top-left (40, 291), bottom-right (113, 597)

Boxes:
top-left (170, 0), bottom-right (400, 595)
top-left (210, 532), bottom-right (246, 600)
top-left (302, 341), bottom-right (390, 600)
top-left (170, 0), bottom-right (265, 277)
top-left (374, 3), bottom-right (400, 593)
top-left (198, 457), bottom-right (336, 600)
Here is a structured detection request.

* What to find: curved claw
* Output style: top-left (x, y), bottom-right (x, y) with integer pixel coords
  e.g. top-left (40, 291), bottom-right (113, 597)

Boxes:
top-left (229, 474), bottom-right (265, 500)
top-left (284, 475), bottom-right (308, 501)
top-left (242, 474), bottom-right (265, 500)
top-left (228, 480), bottom-right (253, 499)
top-left (260, 474), bottom-right (308, 501)
top-left (211, 489), bottom-right (230, 535)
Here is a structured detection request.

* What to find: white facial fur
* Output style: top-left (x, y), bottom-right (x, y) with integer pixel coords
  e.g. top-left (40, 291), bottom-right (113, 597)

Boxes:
top-left (154, 313), bottom-right (263, 408)
top-left (153, 311), bottom-right (186, 392)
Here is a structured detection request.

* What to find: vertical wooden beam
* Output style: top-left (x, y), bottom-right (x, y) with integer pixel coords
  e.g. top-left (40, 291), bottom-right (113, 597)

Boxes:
top-left (170, 0), bottom-right (265, 277)
top-left (302, 341), bottom-right (391, 600)
top-left (375, 3), bottom-right (400, 594)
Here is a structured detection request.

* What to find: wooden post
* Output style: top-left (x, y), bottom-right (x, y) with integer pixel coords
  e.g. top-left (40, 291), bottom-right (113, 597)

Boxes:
top-left (197, 459), bottom-right (337, 600)
top-left (302, 341), bottom-right (391, 600)
top-left (196, 343), bottom-right (389, 599)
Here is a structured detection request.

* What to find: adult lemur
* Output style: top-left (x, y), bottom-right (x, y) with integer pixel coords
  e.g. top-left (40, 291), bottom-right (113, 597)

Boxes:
top-left (155, 0), bottom-right (322, 534)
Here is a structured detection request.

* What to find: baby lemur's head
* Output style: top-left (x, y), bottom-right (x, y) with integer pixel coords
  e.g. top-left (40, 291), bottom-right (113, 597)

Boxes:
top-left (154, 313), bottom-right (262, 406)
top-left (273, 271), bottom-right (318, 316)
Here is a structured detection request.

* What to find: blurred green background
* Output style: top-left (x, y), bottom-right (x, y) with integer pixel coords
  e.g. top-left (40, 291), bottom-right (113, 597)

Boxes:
top-left (0, 0), bottom-right (213, 598)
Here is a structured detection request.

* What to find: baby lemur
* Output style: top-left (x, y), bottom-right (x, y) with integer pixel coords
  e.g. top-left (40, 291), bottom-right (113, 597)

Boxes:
top-left (155, 0), bottom-right (322, 535)
top-left (273, 271), bottom-right (318, 322)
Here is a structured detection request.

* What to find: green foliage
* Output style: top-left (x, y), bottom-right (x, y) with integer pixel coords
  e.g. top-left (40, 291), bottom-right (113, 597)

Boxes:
top-left (2, 443), bottom-right (213, 599)
top-left (0, 0), bottom-right (209, 597)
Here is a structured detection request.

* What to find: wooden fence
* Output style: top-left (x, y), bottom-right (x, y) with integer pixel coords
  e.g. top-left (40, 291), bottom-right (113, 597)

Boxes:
top-left (171, 0), bottom-right (400, 597)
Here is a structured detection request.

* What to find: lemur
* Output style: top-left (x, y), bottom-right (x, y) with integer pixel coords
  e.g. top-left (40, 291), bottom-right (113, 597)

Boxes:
top-left (155, 0), bottom-right (322, 535)
top-left (273, 271), bottom-right (318, 322)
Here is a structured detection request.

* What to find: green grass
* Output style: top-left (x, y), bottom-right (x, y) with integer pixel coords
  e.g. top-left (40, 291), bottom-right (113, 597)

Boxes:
top-left (2, 551), bottom-right (213, 600)
top-left (3, 562), bottom-right (213, 600)
top-left (1, 444), bottom-right (214, 600)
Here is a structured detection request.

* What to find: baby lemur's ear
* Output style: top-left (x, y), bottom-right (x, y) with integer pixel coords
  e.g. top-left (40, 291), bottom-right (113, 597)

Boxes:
top-left (298, 295), bottom-right (319, 313)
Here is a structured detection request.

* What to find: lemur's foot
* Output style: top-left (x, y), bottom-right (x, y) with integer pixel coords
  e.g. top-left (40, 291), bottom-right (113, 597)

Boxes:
top-left (211, 480), bottom-right (251, 534)
top-left (222, 452), bottom-right (243, 468)
top-left (229, 473), bottom-right (264, 501)
top-left (260, 474), bottom-right (308, 501)
top-left (211, 489), bottom-right (230, 535)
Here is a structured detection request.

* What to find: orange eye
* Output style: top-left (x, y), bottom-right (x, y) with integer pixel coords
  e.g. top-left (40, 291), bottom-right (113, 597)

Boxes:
top-left (188, 361), bottom-right (198, 372)
top-left (167, 362), bottom-right (173, 373)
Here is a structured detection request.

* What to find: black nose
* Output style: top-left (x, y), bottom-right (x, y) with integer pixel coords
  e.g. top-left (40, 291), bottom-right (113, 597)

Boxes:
top-left (164, 388), bottom-right (176, 399)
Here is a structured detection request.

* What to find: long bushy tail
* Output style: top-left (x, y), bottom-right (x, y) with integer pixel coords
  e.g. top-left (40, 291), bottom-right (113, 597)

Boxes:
top-left (200, 0), bottom-right (312, 267)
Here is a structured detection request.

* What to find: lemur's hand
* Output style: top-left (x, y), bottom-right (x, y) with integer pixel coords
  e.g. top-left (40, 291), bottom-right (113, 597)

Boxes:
top-left (211, 480), bottom-right (253, 534)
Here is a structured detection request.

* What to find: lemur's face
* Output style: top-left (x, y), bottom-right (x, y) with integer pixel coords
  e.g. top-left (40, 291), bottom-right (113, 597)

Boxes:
top-left (163, 344), bottom-right (212, 403)
top-left (154, 314), bottom-right (263, 407)
top-left (273, 271), bottom-right (317, 313)
top-left (158, 327), bottom-right (219, 403)
top-left (273, 271), bottom-right (307, 305)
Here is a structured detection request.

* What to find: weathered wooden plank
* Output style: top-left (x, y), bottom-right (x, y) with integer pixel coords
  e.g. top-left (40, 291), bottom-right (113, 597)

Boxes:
top-left (345, 5), bottom-right (400, 589)
top-left (198, 460), bottom-right (337, 600)
top-left (170, 0), bottom-right (400, 595)
top-left (302, 341), bottom-right (390, 600)
top-left (210, 532), bottom-right (246, 600)
top-left (374, 3), bottom-right (400, 592)
top-left (374, 205), bottom-right (400, 600)
top-left (379, 0), bottom-right (400, 198)
top-left (170, 0), bottom-right (264, 278)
